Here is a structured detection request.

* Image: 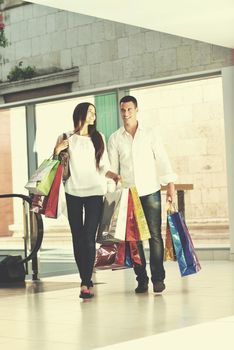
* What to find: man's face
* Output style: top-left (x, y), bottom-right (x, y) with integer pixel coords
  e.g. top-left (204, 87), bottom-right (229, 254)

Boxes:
top-left (120, 101), bottom-right (138, 122)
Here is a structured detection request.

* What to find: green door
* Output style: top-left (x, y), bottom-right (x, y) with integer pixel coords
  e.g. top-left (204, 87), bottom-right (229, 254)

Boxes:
top-left (95, 93), bottom-right (119, 142)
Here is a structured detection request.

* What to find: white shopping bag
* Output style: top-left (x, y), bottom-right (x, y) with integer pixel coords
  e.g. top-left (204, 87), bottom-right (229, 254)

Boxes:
top-left (96, 189), bottom-right (128, 243)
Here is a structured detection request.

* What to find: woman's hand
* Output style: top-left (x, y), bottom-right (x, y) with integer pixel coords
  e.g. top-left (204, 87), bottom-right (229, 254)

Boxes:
top-left (54, 140), bottom-right (69, 156)
top-left (106, 171), bottom-right (122, 185)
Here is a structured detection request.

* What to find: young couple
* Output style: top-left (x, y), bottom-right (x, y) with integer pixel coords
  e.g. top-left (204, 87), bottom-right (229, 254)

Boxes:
top-left (54, 95), bottom-right (177, 299)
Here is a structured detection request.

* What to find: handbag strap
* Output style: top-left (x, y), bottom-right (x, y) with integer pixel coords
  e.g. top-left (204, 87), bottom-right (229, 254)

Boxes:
top-left (63, 131), bottom-right (76, 140)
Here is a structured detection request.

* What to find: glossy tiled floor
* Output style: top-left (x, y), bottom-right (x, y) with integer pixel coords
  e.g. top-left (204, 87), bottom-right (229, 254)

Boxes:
top-left (0, 260), bottom-right (234, 349)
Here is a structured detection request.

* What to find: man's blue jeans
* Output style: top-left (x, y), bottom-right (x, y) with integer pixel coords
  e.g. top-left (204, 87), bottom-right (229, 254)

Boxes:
top-left (134, 190), bottom-right (165, 284)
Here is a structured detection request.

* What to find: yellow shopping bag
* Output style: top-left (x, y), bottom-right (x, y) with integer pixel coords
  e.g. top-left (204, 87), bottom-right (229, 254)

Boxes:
top-left (130, 187), bottom-right (151, 241)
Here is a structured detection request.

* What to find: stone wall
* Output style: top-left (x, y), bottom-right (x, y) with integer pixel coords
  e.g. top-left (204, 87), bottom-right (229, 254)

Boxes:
top-left (3, 0), bottom-right (24, 9)
top-left (0, 2), bottom-right (233, 88)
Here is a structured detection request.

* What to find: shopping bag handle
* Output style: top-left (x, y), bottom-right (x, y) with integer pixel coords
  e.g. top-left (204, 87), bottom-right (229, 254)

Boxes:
top-left (166, 201), bottom-right (177, 214)
top-left (116, 178), bottom-right (124, 189)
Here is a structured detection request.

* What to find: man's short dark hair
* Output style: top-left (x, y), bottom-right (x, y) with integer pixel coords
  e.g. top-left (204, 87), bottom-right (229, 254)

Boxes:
top-left (119, 95), bottom-right (138, 108)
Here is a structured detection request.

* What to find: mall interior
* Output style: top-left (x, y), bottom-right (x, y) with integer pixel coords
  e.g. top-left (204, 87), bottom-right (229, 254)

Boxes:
top-left (0, 1), bottom-right (234, 349)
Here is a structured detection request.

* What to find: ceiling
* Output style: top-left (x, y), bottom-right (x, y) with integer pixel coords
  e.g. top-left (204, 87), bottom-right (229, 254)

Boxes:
top-left (27, 0), bottom-right (234, 48)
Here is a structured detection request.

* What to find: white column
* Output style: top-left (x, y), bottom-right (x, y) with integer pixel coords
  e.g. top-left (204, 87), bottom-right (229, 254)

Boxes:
top-left (222, 66), bottom-right (234, 259)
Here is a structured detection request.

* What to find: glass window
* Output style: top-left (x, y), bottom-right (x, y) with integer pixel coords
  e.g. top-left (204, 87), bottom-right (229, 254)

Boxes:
top-left (35, 96), bottom-right (94, 165)
top-left (131, 77), bottom-right (228, 247)
top-left (0, 107), bottom-right (28, 255)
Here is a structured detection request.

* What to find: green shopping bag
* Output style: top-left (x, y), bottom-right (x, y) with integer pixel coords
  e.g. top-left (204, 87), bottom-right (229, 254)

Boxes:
top-left (25, 159), bottom-right (60, 195)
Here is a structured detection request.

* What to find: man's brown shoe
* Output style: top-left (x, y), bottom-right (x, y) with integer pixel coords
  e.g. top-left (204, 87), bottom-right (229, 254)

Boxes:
top-left (153, 281), bottom-right (166, 293)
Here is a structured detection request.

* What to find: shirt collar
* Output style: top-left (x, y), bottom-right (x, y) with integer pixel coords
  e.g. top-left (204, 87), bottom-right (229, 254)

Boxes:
top-left (120, 121), bottom-right (144, 135)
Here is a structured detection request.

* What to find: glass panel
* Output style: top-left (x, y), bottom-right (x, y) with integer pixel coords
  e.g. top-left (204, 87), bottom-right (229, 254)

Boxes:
top-left (0, 107), bottom-right (28, 256)
top-left (131, 77), bottom-right (229, 248)
top-left (35, 96), bottom-right (94, 165)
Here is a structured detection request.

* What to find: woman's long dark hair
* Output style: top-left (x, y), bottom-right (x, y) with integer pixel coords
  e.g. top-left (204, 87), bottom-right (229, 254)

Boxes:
top-left (73, 102), bottom-right (104, 169)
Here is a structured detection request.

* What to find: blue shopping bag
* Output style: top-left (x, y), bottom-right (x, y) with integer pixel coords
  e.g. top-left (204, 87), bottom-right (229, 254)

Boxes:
top-left (124, 241), bottom-right (133, 268)
top-left (167, 211), bottom-right (201, 277)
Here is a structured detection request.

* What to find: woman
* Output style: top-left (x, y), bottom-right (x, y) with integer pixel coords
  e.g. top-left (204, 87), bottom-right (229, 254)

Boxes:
top-left (54, 102), bottom-right (120, 299)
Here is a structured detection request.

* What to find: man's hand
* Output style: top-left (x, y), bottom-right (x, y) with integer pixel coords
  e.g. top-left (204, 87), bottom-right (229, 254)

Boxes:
top-left (106, 171), bottom-right (122, 185)
top-left (166, 182), bottom-right (175, 203)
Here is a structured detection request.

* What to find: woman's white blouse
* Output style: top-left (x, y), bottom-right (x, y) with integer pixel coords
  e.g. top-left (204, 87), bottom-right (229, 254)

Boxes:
top-left (64, 133), bottom-right (110, 197)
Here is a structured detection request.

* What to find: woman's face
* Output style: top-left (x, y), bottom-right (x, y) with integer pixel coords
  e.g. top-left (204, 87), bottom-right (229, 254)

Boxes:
top-left (85, 105), bottom-right (96, 125)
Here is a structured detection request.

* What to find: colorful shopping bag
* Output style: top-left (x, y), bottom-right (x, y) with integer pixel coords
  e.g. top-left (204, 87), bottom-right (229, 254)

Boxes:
top-left (96, 187), bottom-right (150, 244)
top-left (164, 219), bottom-right (177, 261)
top-left (129, 241), bottom-right (142, 266)
top-left (130, 187), bottom-right (151, 240)
top-left (114, 241), bottom-right (126, 266)
top-left (31, 194), bottom-right (47, 214)
top-left (124, 241), bottom-right (133, 268)
top-left (94, 243), bottom-right (118, 269)
top-left (94, 241), bottom-right (142, 270)
top-left (96, 189), bottom-right (128, 243)
top-left (167, 211), bottom-right (201, 277)
top-left (112, 241), bottom-right (142, 270)
top-left (44, 164), bottom-right (63, 218)
top-left (125, 190), bottom-right (141, 241)
top-left (25, 159), bottom-right (60, 195)
top-left (95, 242), bottom-right (127, 270)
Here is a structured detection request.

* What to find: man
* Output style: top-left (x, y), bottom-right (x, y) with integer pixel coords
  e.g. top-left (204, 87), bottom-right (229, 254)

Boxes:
top-left (108, 95), bottom-right (177, 293)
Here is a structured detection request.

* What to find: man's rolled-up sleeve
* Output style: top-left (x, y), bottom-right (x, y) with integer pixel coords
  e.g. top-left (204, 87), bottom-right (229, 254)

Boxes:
top-left (152, 132), bottom-right (177, 185)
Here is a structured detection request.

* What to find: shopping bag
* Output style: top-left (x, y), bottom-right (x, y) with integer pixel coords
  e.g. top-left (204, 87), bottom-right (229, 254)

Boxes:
top-left (44, 164), bottom-right (63, 218)
top-left (95, 242), bottom-right (136, 270)
top-left (114, 188), bottom-right (129, 240)
top-left (114, 241), bottom-right (126, 266)
top-left (167, 211), bottom-right (201, 277)
top-left (94, 243), bottom-right (118, 269)
top-left (129, 241), bottom-right (142, 266)
top-left (30, 180), bottom-right (66, 218)
top-left (25, 159), bottom-right (60, 195)
top-left (164, 219), bottom-right (177, 261)
top-left (56, 176), bottom-right (68, 218)
top-left (60, 133), bottom-right (70, 182)
top-left (96, 189), bottom-right (128, 243)
top-left (96, 187), bottom-right (150, 244)
top-left (124, 241), bottom-right (133, 268)
top-left (125, 190), bottom-right (140, 241)
top-left (95, 242), bottom-right (127, 270)
top-left (112, 241), bottom-right (142, 270)
top-left (31, 194), bottom-right (47, 214)
top-left (130, 187), bottom-right (151, 240)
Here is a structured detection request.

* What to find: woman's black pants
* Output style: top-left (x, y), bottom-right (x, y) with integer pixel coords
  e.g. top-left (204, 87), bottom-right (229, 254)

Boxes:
top-left (65, 193), bottom-right (103, 287)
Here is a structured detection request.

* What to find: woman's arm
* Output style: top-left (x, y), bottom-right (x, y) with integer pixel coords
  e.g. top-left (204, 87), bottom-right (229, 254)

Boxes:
top-left (53, 135), bottom-right (69, 156)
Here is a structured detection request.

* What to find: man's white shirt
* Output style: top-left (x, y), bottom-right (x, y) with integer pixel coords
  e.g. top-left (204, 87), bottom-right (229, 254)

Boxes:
top-left (108, 124), bottom-right (177, 196)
